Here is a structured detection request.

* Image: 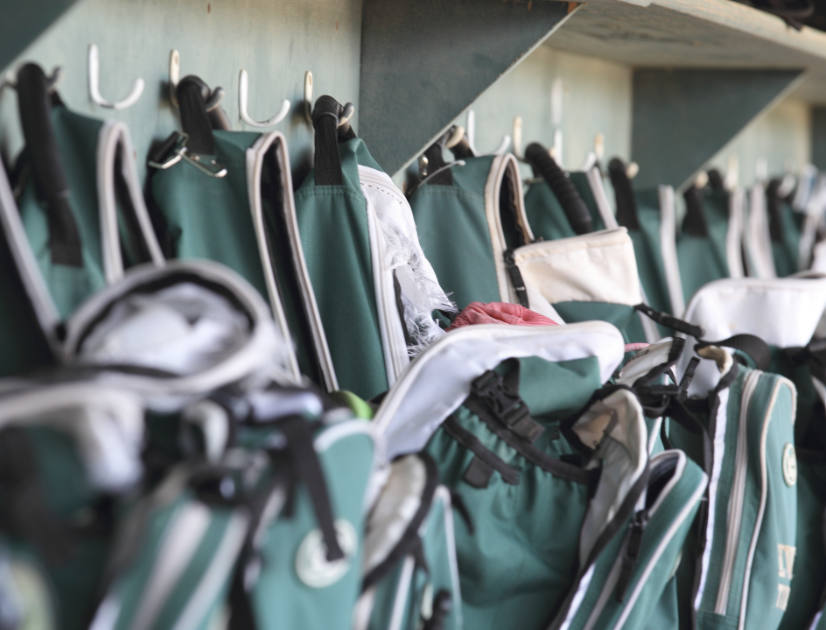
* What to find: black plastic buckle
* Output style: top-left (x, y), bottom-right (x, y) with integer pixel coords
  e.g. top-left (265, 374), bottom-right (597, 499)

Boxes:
top-left (470, 370), bottom-right (542, 442)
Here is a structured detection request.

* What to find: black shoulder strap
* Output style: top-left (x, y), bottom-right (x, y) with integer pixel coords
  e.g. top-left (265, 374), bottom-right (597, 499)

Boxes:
top-left (525, 142), bottom-right (592, 235)
top-left (176, 76), bottom-right (218, 156)
top-left (682, 184), bottom-right (709, 237)
top-left (608, 157), bottom-right (639, 230)
top-left (16, 63), bottom-right (83, 267)
top-left (766, 177), bottom-right (785, 243)
top-left (311, 95), bottom-right (346, 186)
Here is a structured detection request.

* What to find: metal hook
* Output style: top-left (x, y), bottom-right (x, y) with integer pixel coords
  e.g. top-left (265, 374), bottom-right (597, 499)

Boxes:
top-left (168, 49), bottom-right (224, 111)
top-left (88, 44), bottom-right (144, 110)
top-left (304, 70), bottom-right (314, 126)
top-left (238, 69), bottom-right (290, 128)
top-left (0, 66), bottom-right (62, 94)
top-left (512, 115), bottom-right (524, 160)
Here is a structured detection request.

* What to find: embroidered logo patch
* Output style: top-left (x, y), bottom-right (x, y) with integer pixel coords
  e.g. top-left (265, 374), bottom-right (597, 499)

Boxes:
top-left (295, 519), bottom-right (357, 588)
top-left (782, 443), bottom-right (797, 487)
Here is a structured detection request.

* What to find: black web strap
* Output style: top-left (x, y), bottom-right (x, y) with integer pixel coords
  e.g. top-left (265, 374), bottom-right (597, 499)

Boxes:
top-left (16, 63), bottom-right (83, 267)
top-left (525, 142), bottom-right (592, 235)
top-left (311, 95), bottom-right (346, 186)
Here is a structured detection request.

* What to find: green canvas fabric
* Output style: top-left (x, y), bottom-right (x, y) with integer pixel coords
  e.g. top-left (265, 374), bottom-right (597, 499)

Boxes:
top-left (677, 186), bottom-right (734, 304)
top-left (523, 168), bottom-right (614, 240)
top-left (293, 137), bottom-right (390, 399)
top-left (670, 360), bottom-right (798, 630)
top-left (768, 191), bottom-right (803, 278)
top-left (524, 179), bottom-right (576, 240)
top-left (624, 187), bottom-right (679, 317)
top-left (357, 454), bottom-right (461, 630)
top-left (409, 153), bottom-right (533, 311)
top-left (14, 104), bottom-right (162, 320)
top-left (570, 169), bottom-right (614, 232)
top-left (148, 130), bottom-right (312, 383)
top-left (0, 163), bottom-right (56, 377)
top-left (550, 449), bottom-right (707, 630)
top-left (0, 383), bottom-right (145, 630)
top-left (150, 129), bottom-right (272, 297)
top-left (421, 353), bottom-right (648, 630)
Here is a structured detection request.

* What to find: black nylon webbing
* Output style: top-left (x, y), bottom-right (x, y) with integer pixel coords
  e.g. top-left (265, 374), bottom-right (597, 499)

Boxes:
top-left (16, 63), bottom-right (83, 267)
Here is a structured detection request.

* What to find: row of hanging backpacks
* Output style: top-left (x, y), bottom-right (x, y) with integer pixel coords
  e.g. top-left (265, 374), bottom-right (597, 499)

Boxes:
top-left (0, 57), bottom-right (825, 630)
top-left (405, 127), bottom-right (826, 630)
top-left (0, 62), bottom-right (464, 630)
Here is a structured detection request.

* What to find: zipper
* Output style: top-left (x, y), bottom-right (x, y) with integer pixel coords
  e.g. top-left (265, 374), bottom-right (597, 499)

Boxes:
top-left (613, 510), bottom-right (649, 602)
top-left (714, 370), bottom-right (760, 613)
top-left (503, 249), bottom-right (529, 307)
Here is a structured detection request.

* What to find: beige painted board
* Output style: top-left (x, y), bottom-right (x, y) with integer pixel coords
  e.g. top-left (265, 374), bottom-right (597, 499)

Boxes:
top-left (548, 0), bottom-right (826, 103)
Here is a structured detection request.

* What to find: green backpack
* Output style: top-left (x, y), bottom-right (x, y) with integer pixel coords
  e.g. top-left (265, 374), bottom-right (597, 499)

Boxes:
top-left (147, 75), bottom-right (315, 385)
top-left (766, 177), bottom-right (805, 278)
top-left (670, 282), bottom-right (804, 630)
top-left (55, 260), bottom-right (376, 628)
top-left (681, 275), bottom-right (826, 630)
top-left (0, 381), bottom-right (146, 630)
top-left (608, 159), bottom-right (685, 317)
top-left (375, 320), bottom-right (702, 629)
top-left (292, 96), bottom-right (452, 400)
top-left (408, 140), bottom-right (538, 314)
top-left (355, 453), bottom-right (462, 630)
top-left (9, 63), bottom-right (164, 320)
top-left (676, 175), bottom-right (745, 304)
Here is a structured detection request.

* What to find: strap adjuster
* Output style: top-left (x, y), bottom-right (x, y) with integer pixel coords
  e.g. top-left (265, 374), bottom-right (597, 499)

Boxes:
top-left (470, 370), bottom-right (543, 442)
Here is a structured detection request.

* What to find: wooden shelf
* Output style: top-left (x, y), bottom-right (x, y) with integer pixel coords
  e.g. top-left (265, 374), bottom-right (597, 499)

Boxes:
top-left (548, 0), bottom-right (826, 103)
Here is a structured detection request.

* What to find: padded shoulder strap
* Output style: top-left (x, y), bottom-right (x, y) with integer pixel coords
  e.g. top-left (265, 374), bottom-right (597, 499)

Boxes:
top-left (525, 142), bottom-right (592, 235)
top-left (16, 63), bottom-right (83, 267)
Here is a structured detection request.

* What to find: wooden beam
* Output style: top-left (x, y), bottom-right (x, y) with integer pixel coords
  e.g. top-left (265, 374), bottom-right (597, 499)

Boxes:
top-left (358, 0), bottom-right (575, 174)
top-left (631, 67), bottom-right (803, 189)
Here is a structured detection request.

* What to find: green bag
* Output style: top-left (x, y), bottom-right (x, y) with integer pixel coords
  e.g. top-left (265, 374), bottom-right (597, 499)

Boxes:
top-left (0, 157), bottom-right (58, 377)
top-left (669, 279), bottom-right (804, 630)
top-left (10, 63), bottom-right (163, 320)
top-left (375, 321), bottom-right (660, 629)
top-left (512, 227), bottom-right (659, 343)
top-left (0, 382), bottom-right (145, 630)
top-left (147, 75), bottom-right (317, 385)
top-left (355, 453), bottom-right (462, 630)
top-left (608, 159), bottom-right (685, 317)
top-left (522, 142), bottom-right (616, 241)
top-left (548, 448), bottom-right (707, 630)
top-left (292, 96), bottom-right (452, 400)
top-left (766, 177), bottom-right (805, 278)
top-left (92, 391), bottom-right (376, 630)
top-left (682, 276), bottom-right (826, 630)
top-left (676, 176), bottom-right (745, 303)
top-left (409, 141), bottom-right (536, 313)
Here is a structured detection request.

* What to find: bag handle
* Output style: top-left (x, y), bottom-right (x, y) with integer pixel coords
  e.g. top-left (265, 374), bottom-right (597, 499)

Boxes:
top-left (608, 157), bottom-right (640, 231)
top-left (311, 95), bottom-right (349, 186)
top-left (16, 63), bottom-right (83, 267)
top-left (525, 142), bottom-right (592, 235)
top-left (682, 183), bottom-right (709, 237)
top-left (176, 76), bottom-right (219, 156)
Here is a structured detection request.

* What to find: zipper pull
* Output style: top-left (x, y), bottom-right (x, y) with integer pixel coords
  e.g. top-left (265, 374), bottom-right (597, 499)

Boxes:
top-left (614, 509), bottom-right (649, 602)
top-left (503, 249), bottom-right (529, 307)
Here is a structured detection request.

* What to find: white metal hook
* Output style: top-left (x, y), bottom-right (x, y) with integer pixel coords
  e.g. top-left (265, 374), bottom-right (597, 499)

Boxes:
top-left (87, 44), bottom-right (144, 110)
top-left (238, 69), bottom-right (290, 128)
top-left (304, 70), bottom-right (314, 126)
top-left (512, 116), bottom-right (524, 160)
top-left (466, 110), bottom-right (476, 153)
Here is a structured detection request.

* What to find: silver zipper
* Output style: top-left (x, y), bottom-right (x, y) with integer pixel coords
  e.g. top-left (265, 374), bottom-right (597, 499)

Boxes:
top-left (714, 370), bottom-right (760, 613)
